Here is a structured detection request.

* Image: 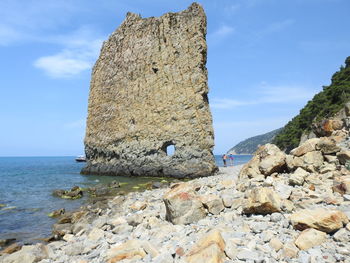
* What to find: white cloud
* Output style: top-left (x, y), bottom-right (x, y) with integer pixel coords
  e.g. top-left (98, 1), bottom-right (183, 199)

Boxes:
top-left (208, 25), bottom-right (235, 45)
top-left (211, 98), bottom-right (254, 109)
top-left (34, 51), bottom-right (91, 78)
top-left (34, 35), bottom-right (103, 78)
top-left (211, 25), bottom-right (235, 38)
top-left (211, 83), bottom-right (317, 110)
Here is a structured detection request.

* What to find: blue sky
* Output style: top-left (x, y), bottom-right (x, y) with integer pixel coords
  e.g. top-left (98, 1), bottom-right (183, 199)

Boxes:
top-left (0, 0), bottom-right (349, 156)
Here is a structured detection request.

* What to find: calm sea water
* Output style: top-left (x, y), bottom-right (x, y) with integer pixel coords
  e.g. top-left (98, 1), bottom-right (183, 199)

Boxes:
top-left (0, 155), bottom-right (251, 245)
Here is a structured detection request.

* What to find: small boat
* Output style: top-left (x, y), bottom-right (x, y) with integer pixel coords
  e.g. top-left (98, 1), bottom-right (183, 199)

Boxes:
top-left (75, 155), bottom-right (87, 162)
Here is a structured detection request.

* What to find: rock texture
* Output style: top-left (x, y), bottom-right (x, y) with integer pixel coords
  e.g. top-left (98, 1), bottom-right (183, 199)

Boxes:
top-left (163, 182), bottom-right (207, 225)
top-left (82, 3), bottom-right (217, 178)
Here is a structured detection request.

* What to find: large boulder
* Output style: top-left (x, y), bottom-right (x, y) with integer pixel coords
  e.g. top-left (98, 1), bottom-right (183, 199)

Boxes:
top-left (163, 183), bottom-right (207, 225)
top-left (312, 119), bottom-right (344, 137)
top-left (286, 155), bottom-right (304, 171)
top-left (300, 151), bottom-right (324, 171)
top-left (290, 138), bottom-right (320, 157)
top-left (243, 187), bottom-right (281, 215)
top-left (186, 229), bottom-right (226, 263)
top-left (294, 228), bottom-right (327, 250)
top-left (239, 144), bottom-right (286, 179)
top-left (290, 208), bottom-right (349, 233)
top-left (316, 137), bottom-right (341, 154)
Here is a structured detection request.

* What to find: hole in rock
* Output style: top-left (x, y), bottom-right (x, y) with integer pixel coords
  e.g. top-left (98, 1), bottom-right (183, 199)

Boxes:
top-left (162, 142), bottom-right (176, 156)
top-left (166, 145), bottom-right (175, 156)
top-left (152, 67), bottom-right (159, 73)
top-left (202, 93), bottom-right (209, 104)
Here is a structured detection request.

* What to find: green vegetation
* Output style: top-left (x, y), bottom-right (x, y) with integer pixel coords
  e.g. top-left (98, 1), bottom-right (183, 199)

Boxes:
top-left (273, 56), bottom-right (350, 152)
top-left (227, 128), bottom-right (282, 154)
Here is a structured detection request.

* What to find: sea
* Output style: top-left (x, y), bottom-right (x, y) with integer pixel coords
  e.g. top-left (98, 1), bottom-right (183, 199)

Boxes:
top-left (0, 155), bottom-right (252, 245)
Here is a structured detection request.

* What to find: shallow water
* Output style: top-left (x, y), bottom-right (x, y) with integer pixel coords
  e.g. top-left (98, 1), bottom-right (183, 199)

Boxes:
top-left (0, 155), bottom-right (251, 244)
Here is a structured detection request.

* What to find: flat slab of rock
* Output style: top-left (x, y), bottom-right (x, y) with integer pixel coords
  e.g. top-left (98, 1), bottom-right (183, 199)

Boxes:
top-left (291, 138), bottom-right (320, 157)
top-left (295, 228), bottom-right (327, 250)
top-left (290, 208), bottom-right (349, 233)
top-left (163, 183), bottom-right (206, 225)
top-left (243, 187), bottom-right (281, 215)
top-left (1, 244), bottom-right (48, 263)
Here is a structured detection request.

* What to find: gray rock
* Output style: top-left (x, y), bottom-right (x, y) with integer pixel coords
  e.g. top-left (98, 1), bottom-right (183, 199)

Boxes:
top-left (333, 228), bottom-right (350, 242)
top-left (270, 213), bottom-right (283, 223)
top-left (236, 248), bottom-right (261, 261)
top-left (2, 244), bottom-right (48, 263)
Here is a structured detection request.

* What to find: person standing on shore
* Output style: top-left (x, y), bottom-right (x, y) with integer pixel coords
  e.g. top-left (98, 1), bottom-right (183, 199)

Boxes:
top-left (222, 154), bottom-right (227, 167)
top-left (229, 154), bottom-right (234, 166)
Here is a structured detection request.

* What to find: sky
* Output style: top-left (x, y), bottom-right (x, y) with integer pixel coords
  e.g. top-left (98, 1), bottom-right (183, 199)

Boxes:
top-left (0, 0), bottom-right (349, 156)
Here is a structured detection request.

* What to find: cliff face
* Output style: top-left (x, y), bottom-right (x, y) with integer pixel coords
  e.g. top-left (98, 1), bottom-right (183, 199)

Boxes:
top-left (82, 3), bottom-right (217, 178)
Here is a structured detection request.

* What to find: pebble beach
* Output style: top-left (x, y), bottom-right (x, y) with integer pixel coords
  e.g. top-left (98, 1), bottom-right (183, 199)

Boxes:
top-left (2, 144), bottom-right (350, 263)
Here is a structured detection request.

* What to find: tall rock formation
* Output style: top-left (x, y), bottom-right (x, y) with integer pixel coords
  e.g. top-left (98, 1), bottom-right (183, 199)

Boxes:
top-left (82, 3), bottom-right (217, 178)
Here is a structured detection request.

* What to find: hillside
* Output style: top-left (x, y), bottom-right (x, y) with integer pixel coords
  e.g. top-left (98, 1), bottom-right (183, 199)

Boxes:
top-left (227, 128), bottom-right (282, 154)
top-left (273, 56), bottom-right (350, 152)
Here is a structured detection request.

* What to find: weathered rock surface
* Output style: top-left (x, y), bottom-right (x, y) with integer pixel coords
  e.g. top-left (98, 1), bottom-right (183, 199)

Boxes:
top-left (294, 228), bottom-right (327, 250)
top-left (239, 144), bottom-right (286, 179)
top-left (186, 230), bottom-right (225, 263)
top-left (337, 150), bottom-right (350, 165)
top-left (107, 240), bottom-right (146, 263)
top-left (2, 244), bottom-right (48, 263)
top-left (200, 194), bottom-right (224, 215)
top-left (289, 167), bottom-right (309, 186)
top-left (163, 182), bottom-right (206, 224)
top-left (291, 138), bottom-right (320, 157)
top-left (82, 3), bottom-right (217, 178)
top-left (290, 208), bottom-right (349, 233)
top-left (243, 187), bottom-right (281, 215)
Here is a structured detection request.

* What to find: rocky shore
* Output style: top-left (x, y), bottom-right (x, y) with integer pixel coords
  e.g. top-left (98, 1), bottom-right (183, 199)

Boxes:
top-left (1, 120), bottom-right (350, 262)
top-left (1, 152), bottom-right (350, 262)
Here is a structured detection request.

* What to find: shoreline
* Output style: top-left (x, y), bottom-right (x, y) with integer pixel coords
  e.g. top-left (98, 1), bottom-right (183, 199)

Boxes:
top-left (0, 165), bottom-right (244, 262)
top-left (2, 143), bottom-right (349, 263)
